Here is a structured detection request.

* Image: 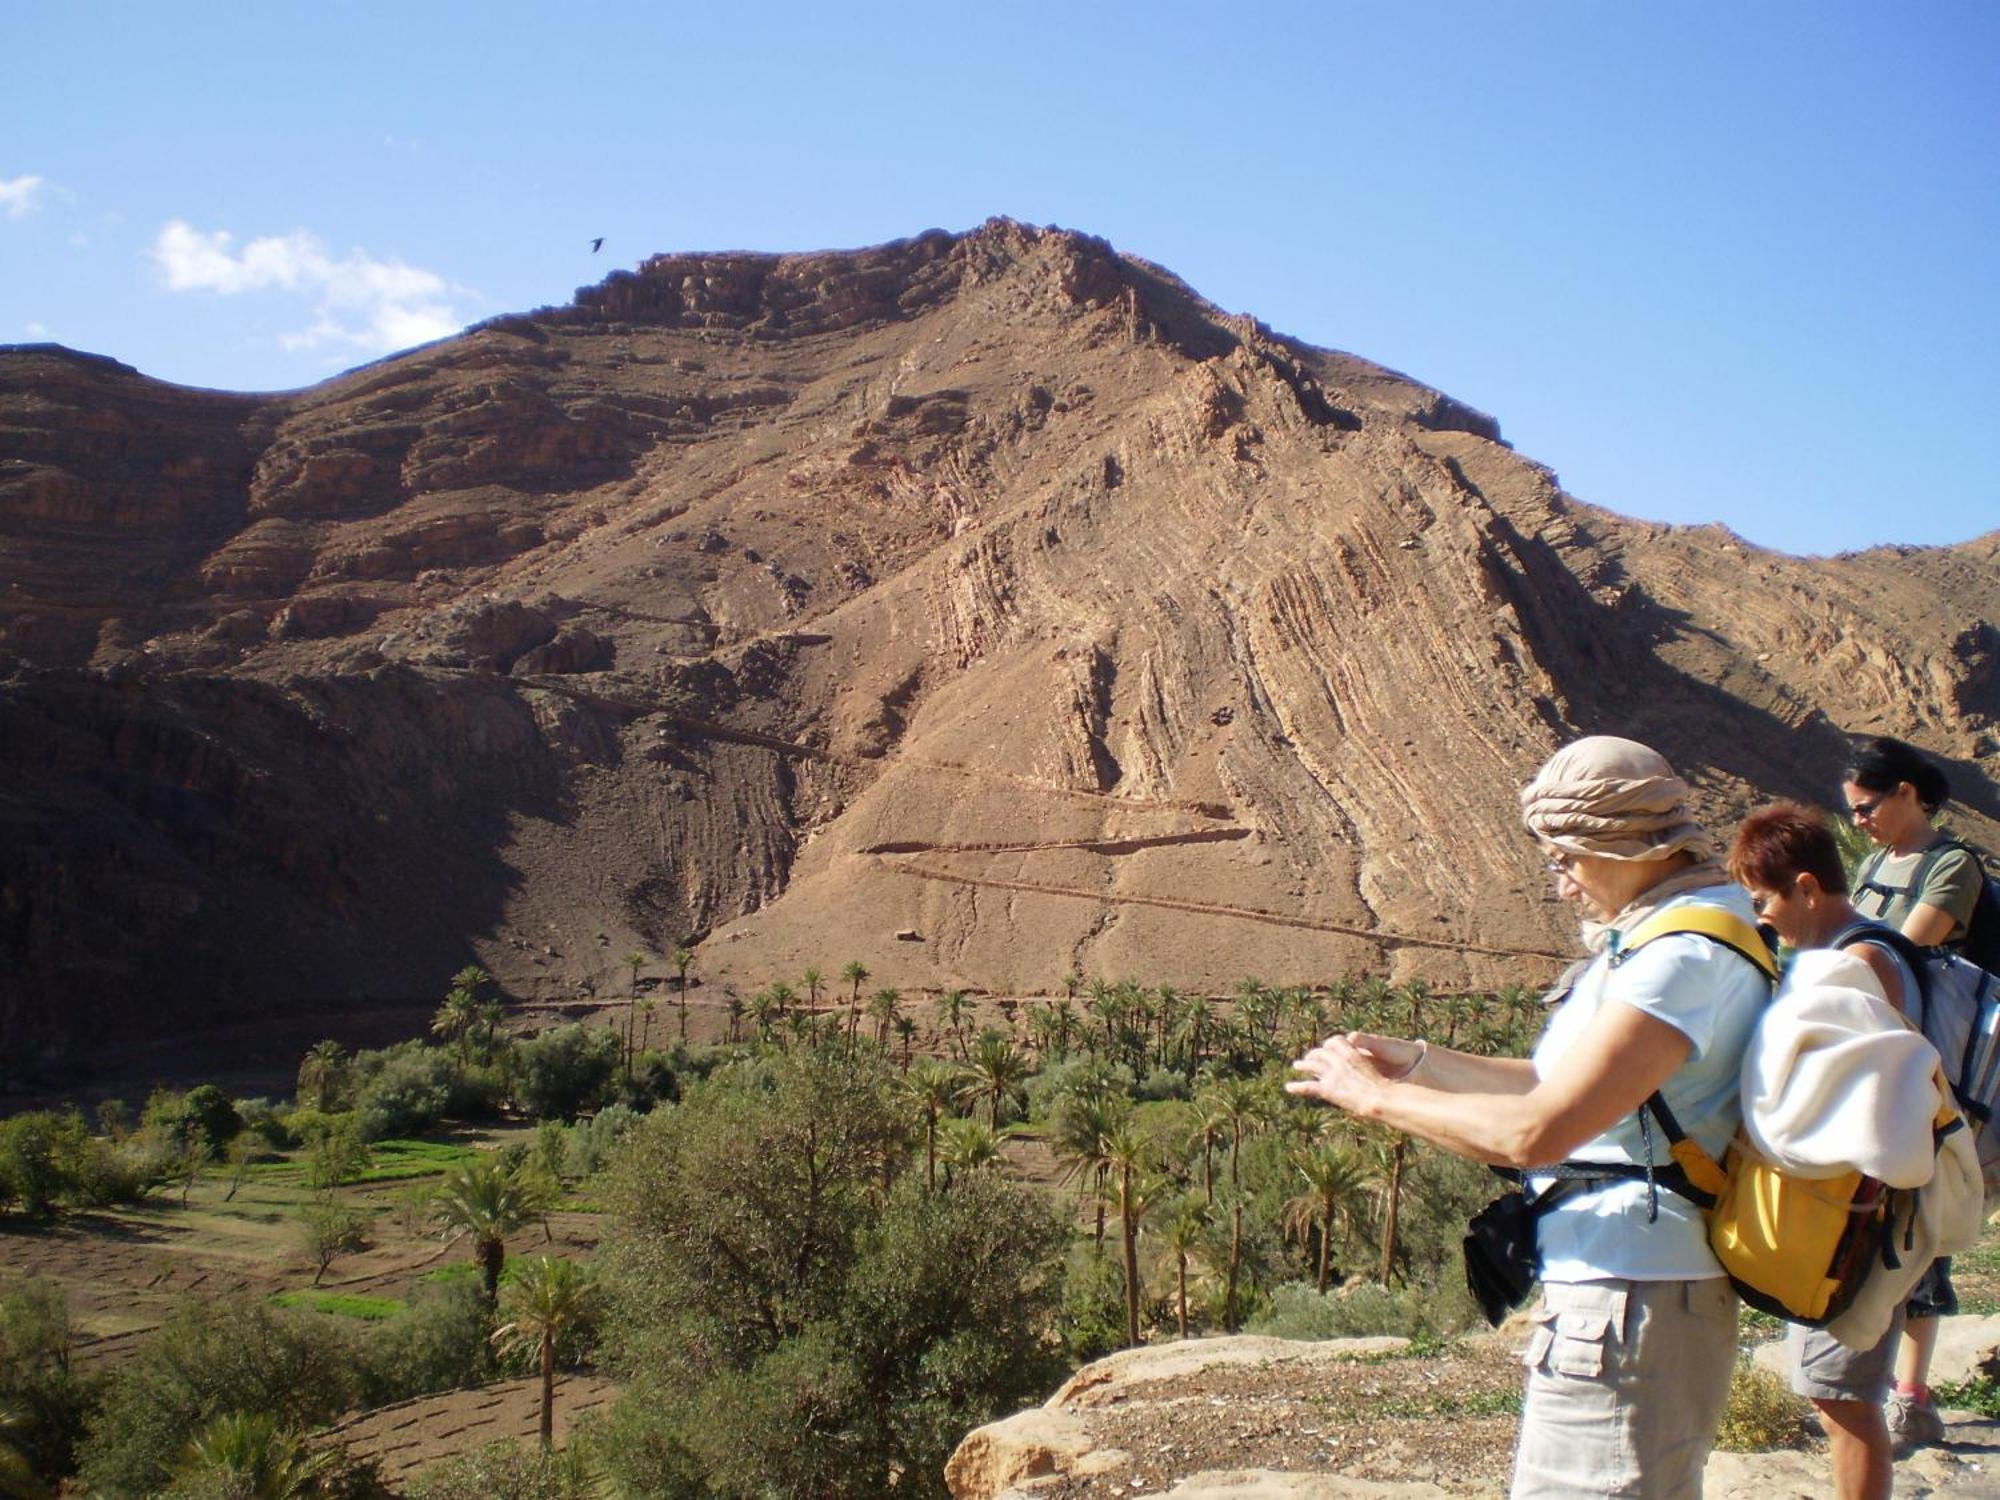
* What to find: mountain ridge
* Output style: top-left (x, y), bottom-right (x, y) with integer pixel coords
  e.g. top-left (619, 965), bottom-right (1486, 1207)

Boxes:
top-left (2, 218), bottom-right (1995, 1072)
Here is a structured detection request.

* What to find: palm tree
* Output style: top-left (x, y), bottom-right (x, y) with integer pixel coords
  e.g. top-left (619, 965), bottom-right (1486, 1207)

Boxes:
top-left (431, 986), bottom-right (478, 1063)
top-left (1364, 1126), bottom-right (1412, 1286)
top-left (1206, 1075), bottom-right (1270, 1330)
top-left (725, 989), bottom-right (745, 1045)
top-left (433, 1153), bottom-right (542, 1304)
top-left (866, 987), bottom-right (902, 1047)
top-left (1049, 998), bottom-right (1080, 1056)
top-left (1156, 1194), bottom-right (1211, 1339)
top-left (622, 951), bottom-right (649, 1078)
top-left (1283, 1140), bottom-right (1375, 1292)
top-left (1052, 1092), bottom-right (1131, 1246)
top-left (902, 1059), bottom-right (961, 1191)
top-left (170, 1412), bottom-right (330, 1500)
top-left (473, 997), bottom-right (506, 1062)
top-left (841, 961), bottom-right (870, 1041)
top-left (893, 1014), bottom-right (917, 1068)
top-left (801, 966), bottom-right (825, 1013)
top-left (1103, 1119), bottom-right (1157, 1347)
top-left (938, 989), bottom-right (973, 1059)
top-left (296, 1039), bottom-right (348, 1112)
top-left (494, 1256), bottom-right (597, 1450)
top-left (672, 945), bottom-right (695, 1044)
top-left (747, 989), bottom-right (778, 1044)
top-left (958, 1031), bottom-right (1031, 1129)
top-left (938, 1118), bottom-right (1001, 1183)
top-left (764, 981), bottom-right (797, 1028)
top-left (1400, 977), bottom-right (1432, 1035)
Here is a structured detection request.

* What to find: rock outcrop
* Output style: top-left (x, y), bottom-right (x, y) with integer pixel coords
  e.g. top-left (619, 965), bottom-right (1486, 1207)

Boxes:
top-left (2, 218), bottom-right (1997, 1069)
top-left (947, 1325), bottom-right (2000, 1499)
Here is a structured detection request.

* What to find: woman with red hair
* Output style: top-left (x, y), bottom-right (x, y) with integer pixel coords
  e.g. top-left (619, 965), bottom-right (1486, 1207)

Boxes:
top-left (1727, 801), bottom-right (1918, 1500)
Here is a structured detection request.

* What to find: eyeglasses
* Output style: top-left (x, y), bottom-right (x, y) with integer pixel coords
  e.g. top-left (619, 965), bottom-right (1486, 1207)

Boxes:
top-left (1848, 795), bottom-right (1886, 821)
top-left (1543, 848), bottom-right (1578, 873)
top-left (1750, 888), bottom-right (1785, 917)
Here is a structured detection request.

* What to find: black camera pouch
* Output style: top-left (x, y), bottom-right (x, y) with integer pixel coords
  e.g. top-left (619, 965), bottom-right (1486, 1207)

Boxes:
top-left (1463, 1177), bottom-right (1590, 1327)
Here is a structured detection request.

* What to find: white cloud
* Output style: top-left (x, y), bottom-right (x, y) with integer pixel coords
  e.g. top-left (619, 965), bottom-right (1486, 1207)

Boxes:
top-left (0, 175), bottom-right (45, 219)
top-left (151, 219), bottom-right (465, 354)
top-left (24, 321), bottom-right (48, 338)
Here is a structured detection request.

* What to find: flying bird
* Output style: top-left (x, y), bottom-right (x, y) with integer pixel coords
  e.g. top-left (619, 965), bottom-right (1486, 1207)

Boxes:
top-left (590, 237), bottom-right (604, 253)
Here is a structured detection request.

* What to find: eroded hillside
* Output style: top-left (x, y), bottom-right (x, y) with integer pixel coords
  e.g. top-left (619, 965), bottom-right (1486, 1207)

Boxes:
top-left (2, 219), bottom-right (1996, 1065)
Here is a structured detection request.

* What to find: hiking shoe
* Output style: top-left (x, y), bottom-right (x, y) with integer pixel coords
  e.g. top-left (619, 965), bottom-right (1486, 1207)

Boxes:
top-left (1888, 1393), bottom-right (1945, 1449)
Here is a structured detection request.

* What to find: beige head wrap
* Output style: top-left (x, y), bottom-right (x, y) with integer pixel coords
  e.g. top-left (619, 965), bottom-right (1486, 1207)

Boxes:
top-left (1520, 736), bottom-right (1715, 863)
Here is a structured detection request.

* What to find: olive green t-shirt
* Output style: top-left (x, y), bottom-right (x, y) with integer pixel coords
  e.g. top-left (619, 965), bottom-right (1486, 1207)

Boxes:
top-left (1853, 840), bottom-right (1983, 941)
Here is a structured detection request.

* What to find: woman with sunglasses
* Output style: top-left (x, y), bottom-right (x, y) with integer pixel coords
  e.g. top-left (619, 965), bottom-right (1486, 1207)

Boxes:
top-left (1842, 736), bottom-right (1985, 1451)
top-left (1290, 737), bottom-right (1769, 1499)
top-left (1728, 802), bottom-right (1920, 1500)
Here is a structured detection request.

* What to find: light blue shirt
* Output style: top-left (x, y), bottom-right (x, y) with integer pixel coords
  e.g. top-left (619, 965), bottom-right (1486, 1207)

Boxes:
top-left (1528, 886), bottom-right (1770, 1283)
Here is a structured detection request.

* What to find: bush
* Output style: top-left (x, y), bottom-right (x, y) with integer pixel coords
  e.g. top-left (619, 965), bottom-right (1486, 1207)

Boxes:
top-left (405, 1439), bottom-right (597, 1500)
top-left (232, 1098), bottom-right (294, 1152)
top-left (177, 1086), bottom-right (243, 1155)
top-left (0, 1111), bottom-right (80, 1218)
top-left (1054, 1243), bottom-right (1128, 1363)
top-left (566, 1103), bottom-right (643, 1180)
top-left (1714, 1356), bottom-right (1815, 1453)
top-left (511, 1024), bottom-right (621, 1122)
top-left (355, 1277), bottom-right (494, 1405)
top-left (351, 1043), bottom-right (457, 1141)
top-left (1249, 1278), bottom-right (1476, 1341)
top-left (595, 1048), bottom-right (1066, 1500)
top-left (1135, 1067), bottom-right (1191, 1102)
top-left (297, 1201), bottom-right (370, 1286)
top-left (1023, 1057), bottom-right (1135, 1124)
top-left (0, 1279), bottom-right (98, 1487)
top-left (79, 1296), bottom-right (360, 1497)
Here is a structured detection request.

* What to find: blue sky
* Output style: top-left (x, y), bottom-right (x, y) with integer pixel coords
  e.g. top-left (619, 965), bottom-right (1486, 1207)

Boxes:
top-left (4, 2), bottom-right (1995, 556)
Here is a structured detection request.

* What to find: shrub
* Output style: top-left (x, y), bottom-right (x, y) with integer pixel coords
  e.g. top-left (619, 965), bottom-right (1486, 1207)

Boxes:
top-left (355, 1276), bottom-right (494, 1406)
top-left (1714, 1356), bottom-right (1815, 1453)
top-left (232, 1098), bottom-right (294, 1152)
top-left (595, 1048), bottom-right (1065, 1500)
top-left (1249, 1278), bottom-right (1475, 1341)
top-left (79, 1296), bottom-right (360, 1497)
top-left (445, 1062), bottom-right (508, 1122)
top-left (351, 1043), bottom-right (456, 1141)
top-left (405, 1439), bottom-right (597, 1500)
top-left (297, 1201), bottom-right (370, 1286)
top-left (0, 1111), bottom-right (84, 1218)
top-left (511, 1024), bottom-right (621, 1122)
top-left (0, 1279), bottom-right (98, 1487)
top-left (176, 1086), bottom-right (243, 1155)
top-left (566, 1103), bottom-right (643, 1180)
top-left (1135, 1066), bottom-right (1191, 1102)
top-left (1054, 1243), bottom-right (1128, 1363)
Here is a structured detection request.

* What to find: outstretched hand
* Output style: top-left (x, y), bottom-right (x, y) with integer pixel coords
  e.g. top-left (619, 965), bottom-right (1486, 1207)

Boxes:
top-left (1285, 1031), bottom-right (1417, 1114)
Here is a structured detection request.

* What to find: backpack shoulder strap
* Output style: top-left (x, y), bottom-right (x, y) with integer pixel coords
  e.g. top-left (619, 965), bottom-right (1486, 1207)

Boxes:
top-left (1826, 917), bottom-right (1932, 1020)
top-left (1853, 846), bottom-right (1903, 906)
top-left (1619, 904), bottom-right (1780, 984)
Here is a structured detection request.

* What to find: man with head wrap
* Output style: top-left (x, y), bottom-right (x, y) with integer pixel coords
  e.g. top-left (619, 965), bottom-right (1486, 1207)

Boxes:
top-left (1290, 737), bottom-right (1770, 1499)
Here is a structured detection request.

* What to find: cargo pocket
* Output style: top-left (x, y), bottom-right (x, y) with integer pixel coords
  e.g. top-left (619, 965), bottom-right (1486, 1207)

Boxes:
top-left (1524, 1302), bottom-right (1615, 1379)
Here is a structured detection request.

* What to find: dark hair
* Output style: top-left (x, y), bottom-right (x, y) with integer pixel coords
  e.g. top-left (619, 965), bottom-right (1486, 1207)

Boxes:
top-left (1728, 802), bottom-right (1849, 896)
top-left (1845, 736), bottom-right (1950, 813)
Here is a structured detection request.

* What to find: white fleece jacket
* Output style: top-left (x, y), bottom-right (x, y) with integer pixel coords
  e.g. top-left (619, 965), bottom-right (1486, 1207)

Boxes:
top-left (1740, 948), bottom-right (1944, 1188)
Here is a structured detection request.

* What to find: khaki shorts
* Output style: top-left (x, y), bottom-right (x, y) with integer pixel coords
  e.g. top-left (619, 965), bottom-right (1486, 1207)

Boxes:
top-left (1787, 1310), bottom-right (1902, 1403)
top-left (1511, 1278), bottom-right (1739, 1500)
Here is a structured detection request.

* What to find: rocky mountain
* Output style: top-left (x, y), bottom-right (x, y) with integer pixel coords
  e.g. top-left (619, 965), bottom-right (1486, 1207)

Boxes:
top-left (3, 218), bottom-right (1996, 1072)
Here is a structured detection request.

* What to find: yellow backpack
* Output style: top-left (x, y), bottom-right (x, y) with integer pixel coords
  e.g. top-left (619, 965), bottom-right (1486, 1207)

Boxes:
top-left (1603, 908), bottom-right (1964, 1327)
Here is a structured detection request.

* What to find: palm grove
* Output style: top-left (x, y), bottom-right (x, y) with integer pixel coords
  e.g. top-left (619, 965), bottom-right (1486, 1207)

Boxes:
top-left (0, 960), bottom-right (1543, 1499)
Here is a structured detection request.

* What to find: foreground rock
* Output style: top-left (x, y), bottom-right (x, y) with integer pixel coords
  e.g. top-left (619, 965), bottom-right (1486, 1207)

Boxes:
top-left (951, 1322), bottom-right (2000, 1499)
